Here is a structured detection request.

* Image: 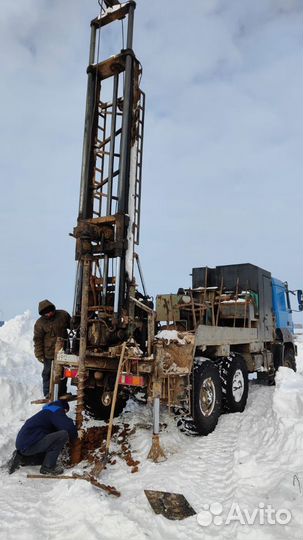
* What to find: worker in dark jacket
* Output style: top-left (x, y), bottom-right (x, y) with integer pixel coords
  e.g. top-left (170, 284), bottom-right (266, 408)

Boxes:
top-left (33, 299), bottom-right (71, 398)
top-left (8, 400), bottom-right (78, 475)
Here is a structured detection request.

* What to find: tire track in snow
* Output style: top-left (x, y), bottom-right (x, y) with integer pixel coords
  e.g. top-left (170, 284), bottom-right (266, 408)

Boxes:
top-left (233, 384), bottom-right (303, 540)
top-left (104, 391), bottom-right (252, 540)
top-left (179, 413), bottom-right (242, 505)
top-left (106, 385), bottom-right (273, 540)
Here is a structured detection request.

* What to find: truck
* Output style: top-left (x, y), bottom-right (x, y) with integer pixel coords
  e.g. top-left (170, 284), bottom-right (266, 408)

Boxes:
top-left (49, 1), bottom-right (302, 461)
top-left (155, 263), bottom-right (302, 435)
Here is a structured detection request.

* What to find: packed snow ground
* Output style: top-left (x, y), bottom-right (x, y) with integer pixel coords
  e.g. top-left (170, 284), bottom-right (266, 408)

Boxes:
top-left (0, 313), bottom-right (302, 540)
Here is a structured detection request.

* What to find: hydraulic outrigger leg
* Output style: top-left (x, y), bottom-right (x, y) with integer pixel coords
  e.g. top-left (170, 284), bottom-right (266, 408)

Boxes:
top-left (148, 394), bottom-right (166, 463)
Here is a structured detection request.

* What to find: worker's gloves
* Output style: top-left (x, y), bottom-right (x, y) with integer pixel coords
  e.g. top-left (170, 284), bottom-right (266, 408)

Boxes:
top-left (37, 357), bottom-right (44, 364)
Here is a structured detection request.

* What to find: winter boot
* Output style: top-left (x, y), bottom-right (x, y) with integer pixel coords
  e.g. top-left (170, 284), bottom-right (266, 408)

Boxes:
top-left (8, 450), bottom-right (24, 475)
top-left (40, 464), bottom-right (64, 475)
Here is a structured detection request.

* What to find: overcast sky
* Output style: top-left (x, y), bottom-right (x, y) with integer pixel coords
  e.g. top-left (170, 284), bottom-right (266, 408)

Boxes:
top-left (0, 0), bottom-right (302, 321)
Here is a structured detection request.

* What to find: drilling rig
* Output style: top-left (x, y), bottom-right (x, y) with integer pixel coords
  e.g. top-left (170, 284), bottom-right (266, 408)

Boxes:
top-left (50, 1), bottom-right (301, 465)
top-left (50, 1), bottom-right (164, 462)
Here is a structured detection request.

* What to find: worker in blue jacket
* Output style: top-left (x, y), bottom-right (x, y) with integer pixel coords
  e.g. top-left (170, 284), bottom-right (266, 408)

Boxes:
top-left (8, 400), bottom-right (78, 475)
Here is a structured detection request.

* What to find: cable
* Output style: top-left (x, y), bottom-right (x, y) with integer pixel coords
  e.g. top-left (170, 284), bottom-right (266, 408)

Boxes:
top-left (98, 0), bottom-right (106, 12)
top-left (121, 18), bottom-right (125, 50)
top-left (89, 0), bottom-right (103, 167)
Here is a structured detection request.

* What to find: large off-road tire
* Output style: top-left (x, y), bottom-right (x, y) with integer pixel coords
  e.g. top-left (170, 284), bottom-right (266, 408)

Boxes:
top-left (192, 360), bottom-right (222, 435)
top-left (283, 347), bottom-right (296, 371)
top-left (84, 387), bottom-right (127, 421)
top-left (219, 354), bottom-right (248, 413)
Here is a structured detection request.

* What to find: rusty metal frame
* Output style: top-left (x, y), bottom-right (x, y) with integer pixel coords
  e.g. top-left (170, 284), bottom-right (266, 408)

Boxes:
top-left (74, 0), bottom-right (145, 331)
top-left (68, 2), bottom-right (152, 462)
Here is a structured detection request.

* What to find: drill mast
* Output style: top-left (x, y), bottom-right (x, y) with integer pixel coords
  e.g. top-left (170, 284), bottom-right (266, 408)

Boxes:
top-left (73, 1), bottom-right (146, 349)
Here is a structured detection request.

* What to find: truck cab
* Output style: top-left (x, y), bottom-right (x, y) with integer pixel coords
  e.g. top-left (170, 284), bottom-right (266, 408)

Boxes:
top-left (271, 277), bottom-right (303, 371)
top-left (271, 278), bottom-right (294, 336)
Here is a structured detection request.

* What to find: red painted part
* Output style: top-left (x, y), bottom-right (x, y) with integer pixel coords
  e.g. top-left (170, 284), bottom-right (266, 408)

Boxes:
top-left (118, 373), bottom-right (146, 387)
top-left (64, 368), bottom-right (79, 378)
top-left (63, 369), bottom-right (146, 387)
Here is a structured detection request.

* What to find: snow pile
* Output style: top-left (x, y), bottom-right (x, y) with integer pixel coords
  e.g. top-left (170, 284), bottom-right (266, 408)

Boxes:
top-left (273, 367), bottom-right (303, 418)
top-left (99, 2), bottom-right (127, 18)
top-left (155, 329), bottom-right (186, 344)
top-left (295, 333), bottom-right (303, 374)
top-left (0, 312), bottom-right (41, 466)
top-left (0, 310), bottom-right (35, 357)
top-left (233, 361), bottom-right (303, 539)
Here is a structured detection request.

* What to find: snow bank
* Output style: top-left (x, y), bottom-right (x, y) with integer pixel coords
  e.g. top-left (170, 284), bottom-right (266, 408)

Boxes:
top-left (295, 333), bottom-right (303, 374)
top-left (0, 310), bottom-right (34, 356)
top-left (0, 312), bottom-right (41, 466)
top-left (273, 367), bottom-right (303, 418)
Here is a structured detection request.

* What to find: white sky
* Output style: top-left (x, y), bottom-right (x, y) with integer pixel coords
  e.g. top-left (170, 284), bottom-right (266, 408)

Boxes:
top-left (0, 0), bottom-right (302, 321)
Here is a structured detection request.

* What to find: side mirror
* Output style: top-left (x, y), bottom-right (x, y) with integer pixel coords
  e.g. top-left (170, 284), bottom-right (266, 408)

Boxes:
top-left (297, 290), bottom-right (303, 311)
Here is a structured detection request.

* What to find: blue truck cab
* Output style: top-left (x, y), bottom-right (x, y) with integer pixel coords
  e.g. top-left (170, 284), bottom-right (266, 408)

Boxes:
top-left (271, 277), bottom-right (302, 370)
top-left (271, 278), bottom-right (294, 335)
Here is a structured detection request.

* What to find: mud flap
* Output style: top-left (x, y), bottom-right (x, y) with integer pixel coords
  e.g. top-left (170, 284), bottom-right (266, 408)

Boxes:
top-left (144, 490), bottom-right (196, 520)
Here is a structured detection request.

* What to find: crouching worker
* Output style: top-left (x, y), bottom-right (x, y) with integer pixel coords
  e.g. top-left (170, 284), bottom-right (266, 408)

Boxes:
top-left (8, 400), bottom-right (77, 475)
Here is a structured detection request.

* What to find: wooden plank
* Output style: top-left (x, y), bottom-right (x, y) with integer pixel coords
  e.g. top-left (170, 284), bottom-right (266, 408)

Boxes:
top-left (86, 216), bottom-right (116, 225)
top-left (27, 474), bottom-right (120, 497)
top-left (90, 54), bottom-right (126, 81)
top-left (28, 474), bottom-right (80, 480)
top-left (85, 358), bottom-right (119, 370)
top-left (91, 3), bottom-right (130, 29)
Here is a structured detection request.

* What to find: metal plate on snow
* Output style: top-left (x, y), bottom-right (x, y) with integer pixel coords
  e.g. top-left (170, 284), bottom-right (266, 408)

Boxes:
top-left (144, 490), bottom-right (196, 520)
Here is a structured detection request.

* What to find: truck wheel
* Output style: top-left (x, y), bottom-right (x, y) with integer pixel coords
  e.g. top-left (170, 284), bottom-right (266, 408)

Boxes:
top-left (219, 354), bottom-right (248, 413)
top-left (192, 360), bottom-right (222, 435)
top-left (283, 348), bottom-right (296, 371)
top-left (84, 388), bottom-right (126, 421)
